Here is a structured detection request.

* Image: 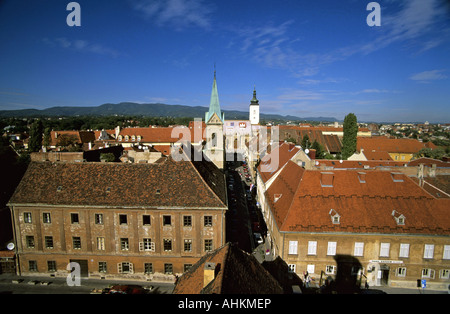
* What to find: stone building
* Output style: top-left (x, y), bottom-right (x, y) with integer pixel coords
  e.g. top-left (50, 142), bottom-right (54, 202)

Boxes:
top-left (8, 152), bottom-right (227, 281)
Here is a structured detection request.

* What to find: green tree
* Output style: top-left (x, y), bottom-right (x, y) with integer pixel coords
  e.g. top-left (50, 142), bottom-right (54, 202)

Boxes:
top-left (28, 119), bottom-right (44, 152)
top-left (342, 113), bottom-right (358, 159)
top-left (301, 134), bottom-right (310, 149)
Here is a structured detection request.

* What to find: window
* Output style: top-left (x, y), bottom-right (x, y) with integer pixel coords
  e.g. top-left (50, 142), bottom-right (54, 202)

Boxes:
top-left (120, 238), bottom-right (129, 251)
top-left (43, 213), bottom-right (51, 224)
top-left (26, 236), bottom-right (35, 248)
top-left (327, 242), bottom-right (337, 256)
top-left (71, 213), bottom-right (79, 224)
top-left (72, 237), bottom-right (81, 249)
top-left (118, 262), bottom-right (133, 274)
top-left (47, 261), bottom-right (56, 272)
top-left (397, 267), bottom-right (407, 277)
top-left (184, 264), bottom-right (193, 272)
top-left (288, 241), bottom-right (298, 255)
top-left (204, 239), bottom-right (213, 252)
top-left (440, 269), bottom-right (450, 279)
top-left (399, 243), bottom-right (410, 258)
top-left (164, 263), bottom-right (173, 274)
top-left (444, 245), bottom-right (450, 260)
top-left (29, 261), bottom-right (38, 272)
top-left (45, 236), bottom-right (54, 249)
top-left (421, 268), bottom-right (435, 279)
top-left (97, 237), bottom-right (105, 251)
top-left (163, 215), bottom-right (172, 226)
top-left (99, 262), bottom-right (107, 273)
top-left (183, 215), bottom-right (192, 227)
top-left (163, 239), bottom-right (172, 251)
top-left (308, 241), bottom-right (317, 255)
top-left (140, 238), bottom-right (154, 252)
top-left (354, 242), bottom-right (364, 257)
top-left (95, 214), bottom-right (103, 225)
top-left (144, 263), bottom-right (153, 274)
top-left (204, 216), bottom-right (213, 227)
top-left (307, 264), bottom-right (315, 274)
top-left (326, 265), bottom-right (336, 275)
top-left (184, 239), bottom-right (192, 252)
top-left (288, 264), bottom-right (296, 273)
top-left (143, 215), bottom-right (151, 226)
top-left (380, 243), bottom-right (390, 257)
top-left (424, 244), bottom-right (434, 259)
top-left (24, 212), bottom-right (32, 224)
top-left (119, 214), bottom-right (127, 225)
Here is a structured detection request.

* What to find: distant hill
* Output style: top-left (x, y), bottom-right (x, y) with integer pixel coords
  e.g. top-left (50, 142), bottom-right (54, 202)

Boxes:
top-left (0, 102), bottom-right (337, 122)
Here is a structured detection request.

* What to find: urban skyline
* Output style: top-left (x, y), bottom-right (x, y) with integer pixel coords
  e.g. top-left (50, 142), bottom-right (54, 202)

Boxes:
top-left (0, 0), bottom-right (449, 123)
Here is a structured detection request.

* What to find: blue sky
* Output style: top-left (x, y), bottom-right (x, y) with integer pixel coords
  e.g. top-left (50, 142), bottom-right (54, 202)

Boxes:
top-left (0, 0), bottom-right (449, 123)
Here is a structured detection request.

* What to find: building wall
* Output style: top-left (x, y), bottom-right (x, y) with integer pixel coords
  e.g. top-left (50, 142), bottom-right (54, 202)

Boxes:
top-left (389, 152), bottom-right (414, 162)
top-left (11, 205), bottom-right (226, 280)
top-left (272, 230), bottom-right (450, 290)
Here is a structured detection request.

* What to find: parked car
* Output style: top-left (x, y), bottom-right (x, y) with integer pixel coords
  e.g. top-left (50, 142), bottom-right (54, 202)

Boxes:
top-left (107, 285), bottom-right (147, 294)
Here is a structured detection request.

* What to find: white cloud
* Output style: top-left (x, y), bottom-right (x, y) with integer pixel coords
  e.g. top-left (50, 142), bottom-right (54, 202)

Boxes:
top-left (409, 70), bottom-right (448, 82)
top-left (43, 38), bottom-right (121, 58)
top-left (130, 0), bottom-right (214, 30)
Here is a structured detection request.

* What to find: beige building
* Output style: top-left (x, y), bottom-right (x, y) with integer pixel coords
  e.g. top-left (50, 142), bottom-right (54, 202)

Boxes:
top-left (262, 161), bottom-right (450, 290)
top-left (8, 153), bottom-right (227, 281)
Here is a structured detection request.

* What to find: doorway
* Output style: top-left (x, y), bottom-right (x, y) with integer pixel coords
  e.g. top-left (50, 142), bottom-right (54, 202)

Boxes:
top-left (69, 259), bottom-right (89, 277)
top-left (380, 264), bottom-right (390, 286)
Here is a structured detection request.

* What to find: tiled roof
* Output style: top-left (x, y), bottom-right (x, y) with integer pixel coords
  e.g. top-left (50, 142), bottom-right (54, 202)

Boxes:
top-left (408, 157), bottom-right (450, 168)
top-left (257, 142), bottom-right (301, 183)
top-left (119, 126), bottom-right (205, 144)
top-left (357, 137), bottom-right (437, 154)
top-left (362, 150), bottom-right (393, 161)
top-left (8, 157), bottom-right (227, 209)
top-left (173, 242), bottom-right (283, 294)
top-left (266, 161), bottom-right (450, 235)
top-left (314, 159), bottom-right (407, 169)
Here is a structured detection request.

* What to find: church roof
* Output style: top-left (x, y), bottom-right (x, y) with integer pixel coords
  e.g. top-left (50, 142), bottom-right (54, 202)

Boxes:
top-left (205, 71), bottom-right (224, 124)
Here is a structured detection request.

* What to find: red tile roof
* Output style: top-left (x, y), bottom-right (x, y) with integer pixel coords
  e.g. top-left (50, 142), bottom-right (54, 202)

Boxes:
top-left (266, 161), bottom-right (450, 235)
top-left (9, 156), bottom-right (227, 209)
top-left (357, 137), bottom-right (437, 154)
top-left (173, 242), bottom-right (283, 294)
top-left (257, 142), bottom-right (301, 183)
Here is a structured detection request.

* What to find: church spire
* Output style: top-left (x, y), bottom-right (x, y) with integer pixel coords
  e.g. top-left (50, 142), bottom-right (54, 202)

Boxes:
top-left (205, 67), bottom-right (224, 124)
top-left (251, 86), bottom-right (259, 105)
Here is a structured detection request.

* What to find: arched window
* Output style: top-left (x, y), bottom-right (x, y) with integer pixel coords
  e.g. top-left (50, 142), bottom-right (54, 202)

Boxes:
top-left (211, 133), bottom-right (217, 147)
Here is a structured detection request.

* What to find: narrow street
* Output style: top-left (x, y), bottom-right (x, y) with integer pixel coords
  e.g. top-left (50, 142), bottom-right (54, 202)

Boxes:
top-left (225, 155), bottom-right (267, 257)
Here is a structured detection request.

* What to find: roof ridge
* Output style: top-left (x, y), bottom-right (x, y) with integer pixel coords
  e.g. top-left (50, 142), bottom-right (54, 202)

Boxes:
top-left (279, 161), bottom-right (306, 230)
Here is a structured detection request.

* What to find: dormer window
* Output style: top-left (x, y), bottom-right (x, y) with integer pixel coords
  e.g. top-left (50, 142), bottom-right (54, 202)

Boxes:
top-left (125, 135), bottom-right (129, 142)
top-left (131, 135), bottom-right (136, 142)
top-left (118, 135), bottom-right (123, 141)
top-left (57, 186), bottom-right (63, 193)
top-left (274, 194), bottom-right (282, 203)
top-left (392, 210), bottom-right (405, 225)
top-left (329, 209), bottom-right (340, 224)
top-left (137, 135), bottom-right (142, 142)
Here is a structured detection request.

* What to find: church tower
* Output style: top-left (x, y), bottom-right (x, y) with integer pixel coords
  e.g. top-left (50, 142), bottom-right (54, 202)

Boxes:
top-left (204, 70), bottom-right (225, 169)
top-left (249, 87), bottom-right (260, 125)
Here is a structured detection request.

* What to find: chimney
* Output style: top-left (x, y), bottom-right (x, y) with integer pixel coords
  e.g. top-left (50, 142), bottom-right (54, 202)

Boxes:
top-left (429, 164), bottom-right (436, 178)
top-left (321, 172), bottom-right (334, 187)
top-left (308, 148), bottom-right (316, 159)
top-left (203, 262), bottom-right (216, 288)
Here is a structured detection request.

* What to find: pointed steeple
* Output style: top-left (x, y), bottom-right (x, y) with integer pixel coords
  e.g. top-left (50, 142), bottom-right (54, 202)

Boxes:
top-left (205, 68), bottom-right (224, 124)
top-left (250, 86), bottom-right (259, 105)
